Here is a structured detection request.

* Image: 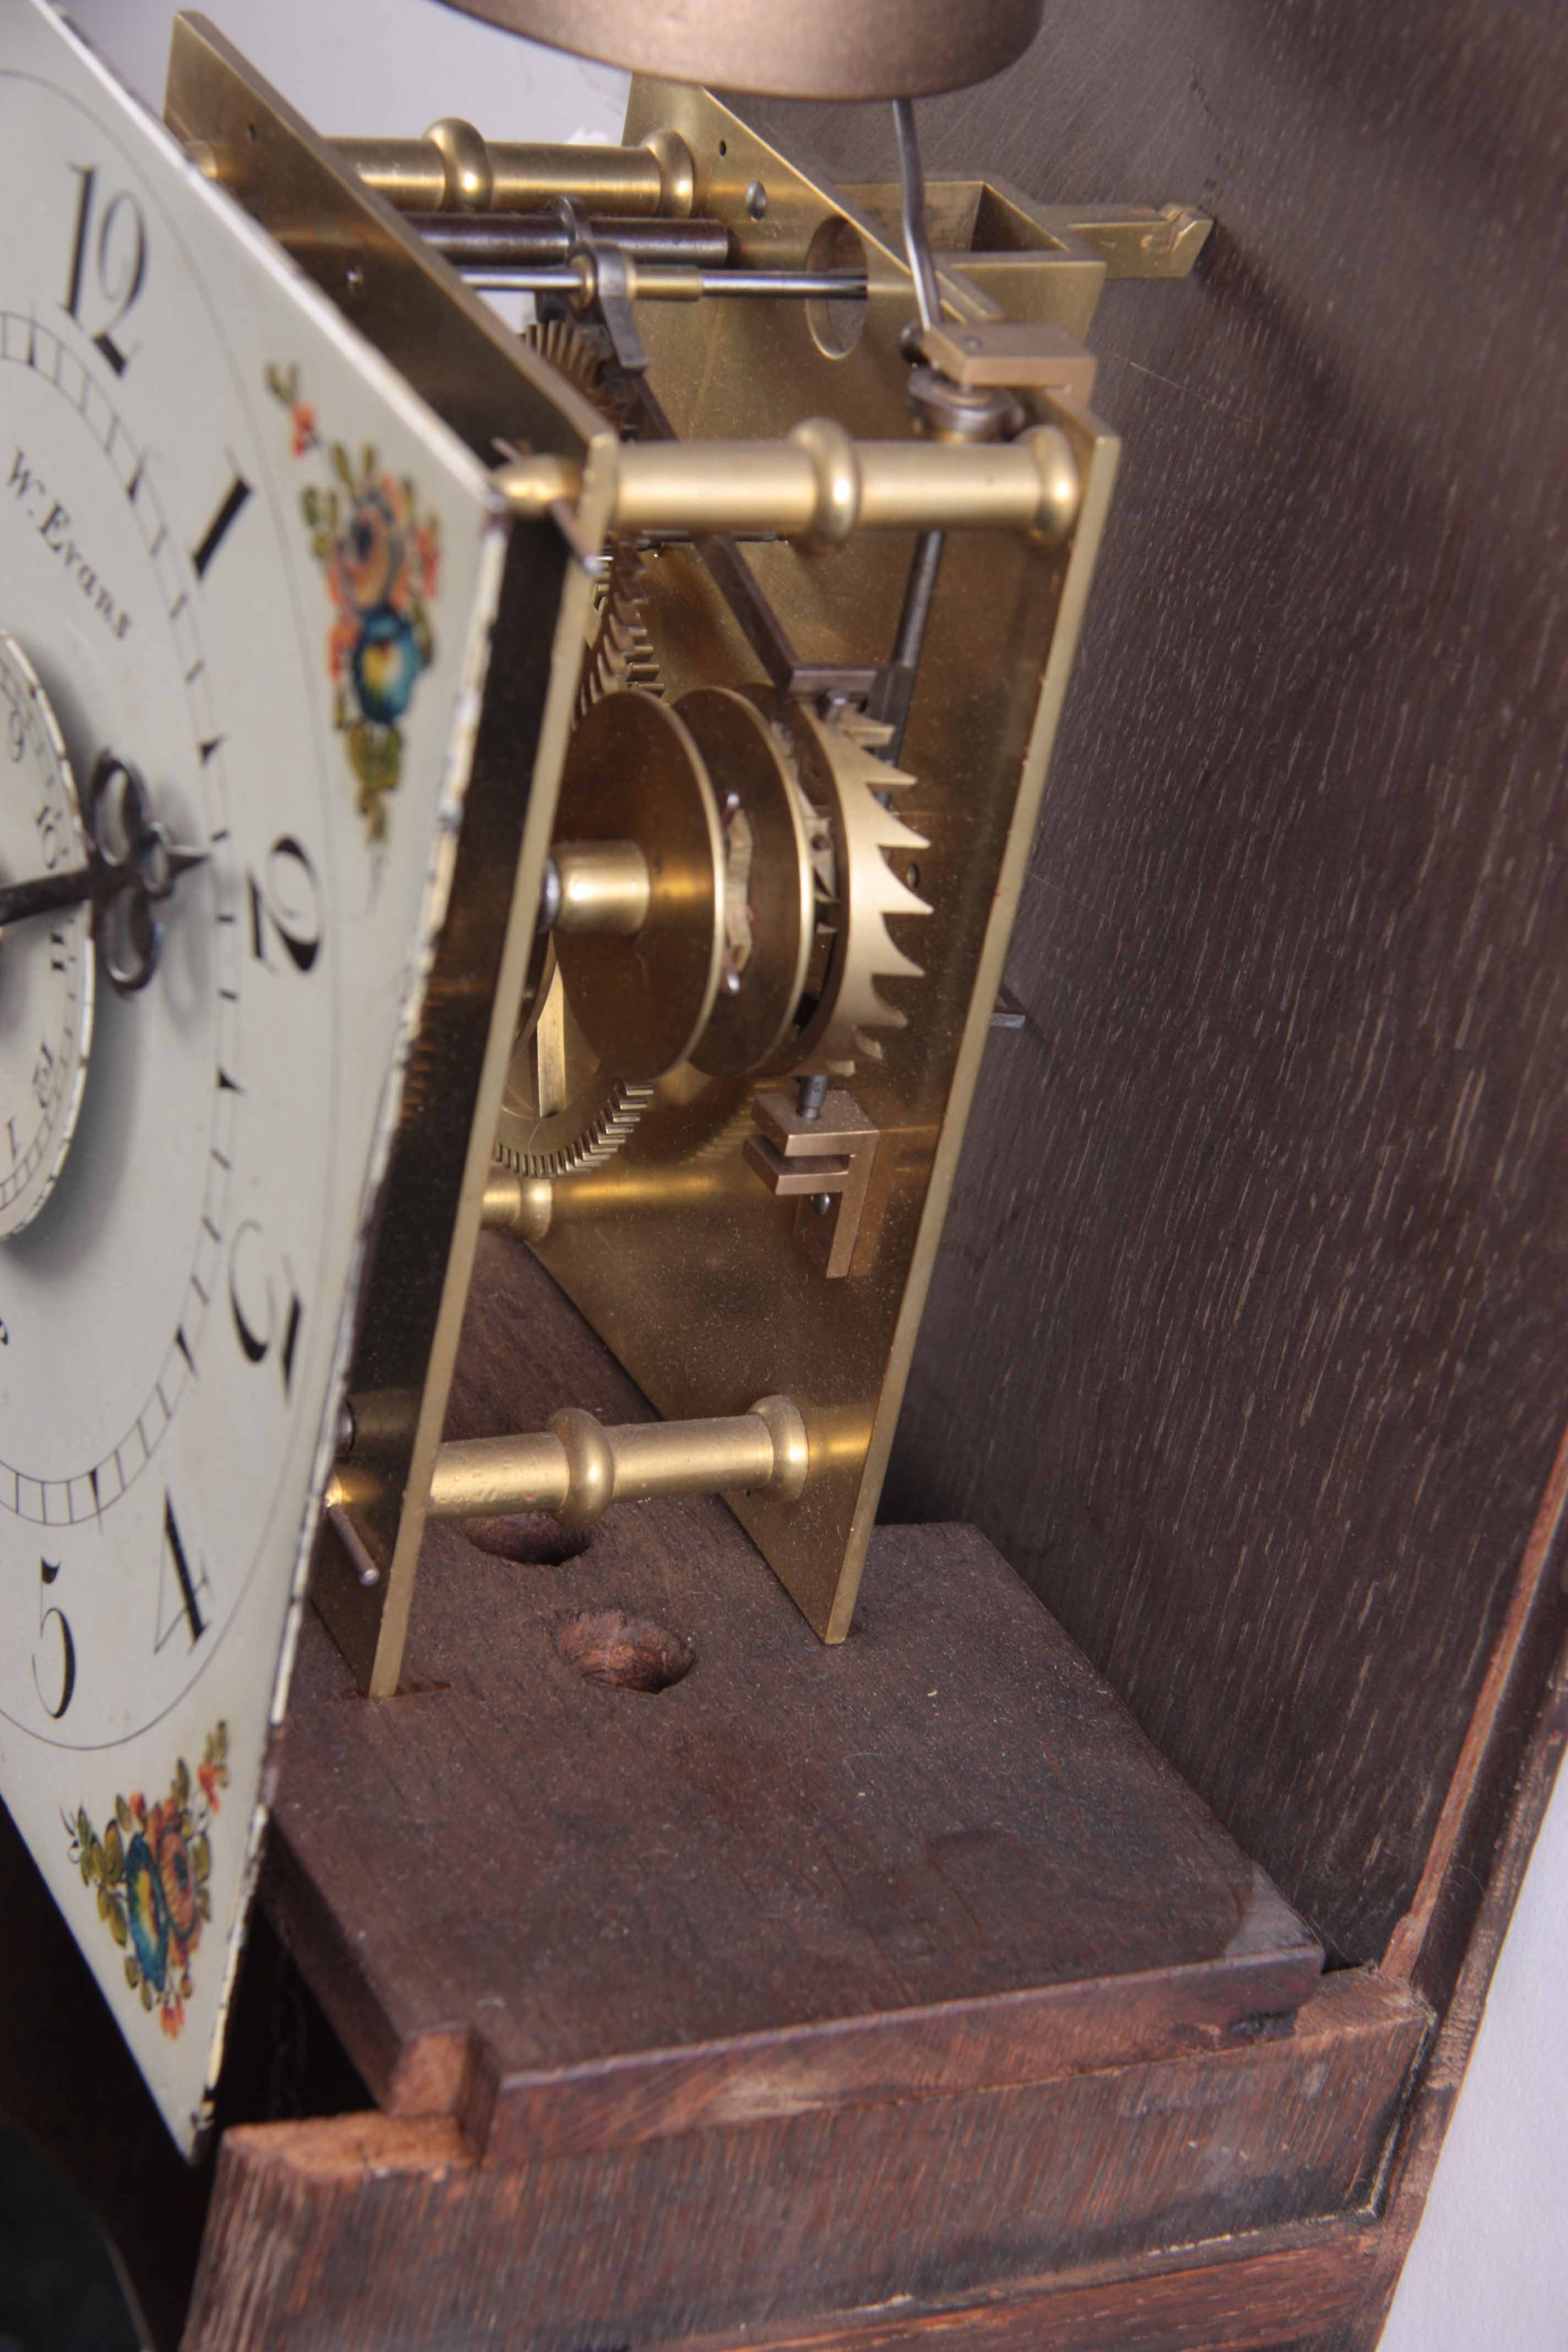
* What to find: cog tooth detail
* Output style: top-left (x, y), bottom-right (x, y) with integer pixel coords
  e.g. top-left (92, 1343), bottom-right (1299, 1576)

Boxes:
top-left (579, 541), bottom-right (663, 719)
top-left (776, 703), bottom-right (930, 1071)
top-left (493, 1075), bottom-right (655, 1181)
top-left (521, 317), bottom-right (638, 434)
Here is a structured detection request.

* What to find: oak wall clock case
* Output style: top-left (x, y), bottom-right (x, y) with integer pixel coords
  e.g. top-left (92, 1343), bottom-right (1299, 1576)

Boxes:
top-left (2, 1), bottom-right (1564, 2345)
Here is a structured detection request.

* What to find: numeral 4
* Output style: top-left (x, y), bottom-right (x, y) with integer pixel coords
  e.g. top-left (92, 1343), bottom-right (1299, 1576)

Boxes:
top-left (156, 1494), bottom-right (210, 1654)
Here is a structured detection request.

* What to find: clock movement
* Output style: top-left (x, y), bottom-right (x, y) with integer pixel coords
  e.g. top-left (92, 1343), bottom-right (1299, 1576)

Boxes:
top-left (7, 3), bottom-right (1554, 2349)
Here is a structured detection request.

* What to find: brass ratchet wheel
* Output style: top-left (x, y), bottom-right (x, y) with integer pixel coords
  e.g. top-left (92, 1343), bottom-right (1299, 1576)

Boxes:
top-left (754, 698), bottom-right (929, 1076)
top-left (547, 687), bottom-right (928, 1089)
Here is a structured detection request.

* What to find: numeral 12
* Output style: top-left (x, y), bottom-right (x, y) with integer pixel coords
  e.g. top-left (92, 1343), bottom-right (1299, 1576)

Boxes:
top-left (62, 164), bottom-right (148, 378)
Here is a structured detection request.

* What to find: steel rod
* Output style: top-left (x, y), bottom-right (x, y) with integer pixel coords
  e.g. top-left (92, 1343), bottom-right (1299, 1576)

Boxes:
top-left (466, 267), bottom-right (867, 301)
top-left (877, 527), bottom-right (947, 762)
top-left (892, 98), bottom-right (942, 333)
top-left (409, 211), bottom-right (729, 267)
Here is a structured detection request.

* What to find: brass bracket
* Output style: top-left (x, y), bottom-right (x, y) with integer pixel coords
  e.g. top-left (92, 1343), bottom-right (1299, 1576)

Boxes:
top-left (745, 1087), bottom-right (881, 1280)
top-left (918, 320), bottom-right (1097, 405)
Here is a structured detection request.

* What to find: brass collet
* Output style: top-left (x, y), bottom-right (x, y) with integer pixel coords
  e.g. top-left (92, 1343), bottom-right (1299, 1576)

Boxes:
top-left (426, 1395), bottom-right (811, 1528)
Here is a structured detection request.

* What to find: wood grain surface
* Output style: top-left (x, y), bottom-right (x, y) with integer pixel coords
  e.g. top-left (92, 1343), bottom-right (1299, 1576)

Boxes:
top-left (270, 1237), bottom-right (1321, 2162)
top-left (636, 2221), bottom-right (1385, 2352)
top-left (183, 1967), bottom-right (1423, 2351)
top-left (750, 0), bottom-right (1568, 1968)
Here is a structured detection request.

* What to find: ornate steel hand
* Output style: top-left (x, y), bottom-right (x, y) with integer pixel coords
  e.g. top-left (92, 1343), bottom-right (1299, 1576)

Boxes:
top-left (0, 751), bottom-right (206, 994)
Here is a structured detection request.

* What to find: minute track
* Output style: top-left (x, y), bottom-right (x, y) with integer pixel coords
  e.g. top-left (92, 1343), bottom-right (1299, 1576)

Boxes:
top-left (0, 308), bottom-right (239, 1529)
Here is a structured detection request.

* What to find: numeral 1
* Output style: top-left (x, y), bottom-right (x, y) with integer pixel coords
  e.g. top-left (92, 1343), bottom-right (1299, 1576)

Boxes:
top-left (191, 469), bottom-right (252, 580)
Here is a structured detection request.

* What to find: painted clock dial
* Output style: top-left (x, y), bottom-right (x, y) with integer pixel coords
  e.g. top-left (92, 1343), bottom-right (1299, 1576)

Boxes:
top-left (0, 629), bottom-right (95, 1237)
top-left (0, 0), bottom-right (508, 2152)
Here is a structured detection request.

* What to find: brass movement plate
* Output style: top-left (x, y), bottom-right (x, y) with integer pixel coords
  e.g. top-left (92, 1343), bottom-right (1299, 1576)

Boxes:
top-left (530, 85), bottom-right (1121, 1642)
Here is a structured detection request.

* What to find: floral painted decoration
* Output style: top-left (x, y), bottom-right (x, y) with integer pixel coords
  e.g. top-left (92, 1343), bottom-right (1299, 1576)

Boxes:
top-left (64, 1722), bottom-right (229, 2040)
top-left (266, 362), bottom-right (441, 846)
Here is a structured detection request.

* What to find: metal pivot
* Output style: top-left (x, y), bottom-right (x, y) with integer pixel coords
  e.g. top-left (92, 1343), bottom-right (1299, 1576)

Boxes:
top-left (746, 1087), bottom-right (881, 1280)
top-left (420, 1395), bottom-right (810, 1527)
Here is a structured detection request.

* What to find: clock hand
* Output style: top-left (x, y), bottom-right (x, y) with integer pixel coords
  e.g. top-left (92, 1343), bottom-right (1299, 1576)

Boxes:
top-left (0, 751), bottom-right (208, 994)
top-left (0, 863), bottom-right (101, 928)
top-left (0, 837), bottom-right (208, 930)
top-left (81, 749), bottom-right (209, 995)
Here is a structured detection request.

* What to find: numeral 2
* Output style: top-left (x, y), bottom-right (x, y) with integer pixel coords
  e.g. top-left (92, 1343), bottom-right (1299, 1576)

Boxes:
top-left (62, 165), bottom-right (147, 377)
top-left (249, 837), bottom-right (323, 974)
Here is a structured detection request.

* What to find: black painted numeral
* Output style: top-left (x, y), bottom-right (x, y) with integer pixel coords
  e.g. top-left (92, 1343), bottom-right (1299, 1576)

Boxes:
top-left (248, 837), bottom-right (323, 975)
top-left (155, 1493), bottom-right (209, 1653)
top-left (228, 1219), bottom-right (303, 1401)
top-left (62, 164), bottom-right (147, 377)
top-left (31, 1039), bottom-right (55, 1110)
top-left (191, 468), bottom-right (253, 580)
top-left (35, 801), bottom-right (67, 873)
top-left (34, 1558), bottom-right (75, 1719)
top-left (7, 704), bottom-right (23, 762)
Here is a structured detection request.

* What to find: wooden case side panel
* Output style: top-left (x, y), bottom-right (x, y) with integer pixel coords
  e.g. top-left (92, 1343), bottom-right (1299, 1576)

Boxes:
top-left (1340, 1619), bottom-right (1568, 2349)
top-left (748, 0), bottom-right (1568, 1972)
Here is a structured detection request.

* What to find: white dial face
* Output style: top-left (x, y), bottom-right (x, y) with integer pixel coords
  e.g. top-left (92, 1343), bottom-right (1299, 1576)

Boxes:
top-left (0, 97), bottom-right (326, 1746)
top-left (0, 2), bottom-right (506, 2152)
top-left (0, 630), bottom-right (94, 1235)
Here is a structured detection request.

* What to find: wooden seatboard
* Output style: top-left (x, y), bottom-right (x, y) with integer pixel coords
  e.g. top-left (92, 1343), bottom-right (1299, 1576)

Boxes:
top-left (271, 1239), bottom-right (1322, 2157)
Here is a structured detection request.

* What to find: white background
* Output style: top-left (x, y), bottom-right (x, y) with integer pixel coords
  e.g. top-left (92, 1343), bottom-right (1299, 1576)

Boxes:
top-left (62, 2), bottom-right (1568, 2342)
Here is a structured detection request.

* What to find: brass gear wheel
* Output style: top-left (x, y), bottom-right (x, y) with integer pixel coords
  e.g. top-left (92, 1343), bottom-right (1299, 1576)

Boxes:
top-left (495, 321), bottom-right (666, 1182)
top-left (494, 942), bottom-right (656, 1180)
top-left (521, 317), bottom-right (662, 721)
top-left (580, 540), bottom-right (663, 717)
top-left (521, 315), bottom-right (635, 432)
